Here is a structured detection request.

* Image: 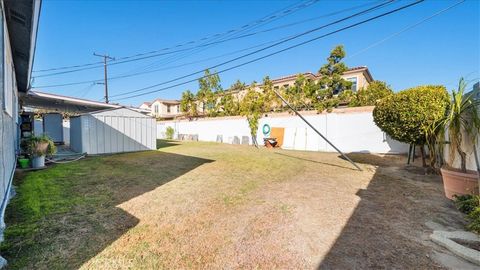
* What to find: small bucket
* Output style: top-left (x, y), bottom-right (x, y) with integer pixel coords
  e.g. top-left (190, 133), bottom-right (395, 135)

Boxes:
top-left (31, 156), bottom-right (45, 169)
top-left (18, 158), bottom-right (30, 169)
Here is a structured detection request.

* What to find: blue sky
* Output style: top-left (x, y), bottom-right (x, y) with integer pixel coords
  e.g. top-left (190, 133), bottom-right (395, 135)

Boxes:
top-left (32, 0), bottom-right (479, 107)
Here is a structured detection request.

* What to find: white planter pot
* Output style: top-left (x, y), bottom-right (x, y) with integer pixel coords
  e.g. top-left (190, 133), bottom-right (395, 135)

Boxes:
top-left (31, 156), bottom-right (45, 168)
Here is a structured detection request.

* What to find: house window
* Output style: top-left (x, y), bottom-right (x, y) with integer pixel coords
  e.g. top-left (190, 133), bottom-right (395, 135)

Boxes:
top-left (167, 104), bottom-right (171, 113)
top-left (274, 86), bottom-right (279, 90)
top-left (154, 104), bottom-right (159, 114)
top-left (347, 77), bottom-right (358, 92)
top-left (177, 106), bottom-right (180, 113)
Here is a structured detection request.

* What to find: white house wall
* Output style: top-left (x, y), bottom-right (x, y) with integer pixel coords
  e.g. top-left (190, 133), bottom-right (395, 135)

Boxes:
top-left (443, 130), bottom-right (480, 171)
top-left (0, 4), bottom-right (19, 230)
top-left (157, 107), bottom-right (409, 154)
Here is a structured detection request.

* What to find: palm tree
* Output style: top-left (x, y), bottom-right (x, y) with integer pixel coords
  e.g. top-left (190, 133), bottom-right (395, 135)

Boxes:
top-left (442, 78), bottom-right (480, 172)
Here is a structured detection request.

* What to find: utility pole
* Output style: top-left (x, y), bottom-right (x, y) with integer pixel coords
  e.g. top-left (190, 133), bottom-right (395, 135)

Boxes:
top-left (93, 53), bottom-right (115, 103)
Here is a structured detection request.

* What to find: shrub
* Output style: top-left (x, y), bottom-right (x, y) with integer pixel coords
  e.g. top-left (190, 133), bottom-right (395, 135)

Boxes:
top-left (338, 90), bottom-right (358, 106)
top-left (315, 97), bottom-right (339, 113)
top-left (455, 194), bottom-right (480, 213)
top-left (468, 207), bottom-right (480, 233)
top-left (165, 127), bottom-right (175, 140)
top-left (454, 195), bottom-right (480, 234)
top-left (373, 85), bottom-right (449, 145)
top-left (357, 80), bottom-right (393, 106)
top-left (22, 135), bottom-right (56, 157)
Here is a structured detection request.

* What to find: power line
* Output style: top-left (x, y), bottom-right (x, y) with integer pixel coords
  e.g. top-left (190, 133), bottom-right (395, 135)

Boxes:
top-left (33, 4), bottom-right (308, 78)
top-left (345, 0), bottom-right (465, 60)
top-left (110, 0), bottom-right (395, 98)
top-left (33, 38), bottom-right (291, 89)
top-left (126, 0), bottom-right (319, 75)
top-left (33, 1), bottom-right (384, 89)
top-left (32, 0), bottom-right (318, 75)
top-left (113, 0), bottom-right (424, 101)
top-left (115, 0), bottom-right (384, 76)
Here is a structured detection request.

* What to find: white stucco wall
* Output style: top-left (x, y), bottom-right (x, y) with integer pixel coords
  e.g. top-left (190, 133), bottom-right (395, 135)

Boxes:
top-left (157, 107), bottom-right (408, 154)
top-left (443, 130), bottom-right (480, 171)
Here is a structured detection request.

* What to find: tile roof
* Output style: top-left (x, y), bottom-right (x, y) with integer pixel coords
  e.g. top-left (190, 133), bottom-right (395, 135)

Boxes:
top-left (152, 98), bottom-right (181, 104)
top-left (271, 66), bottom-right (369, 83)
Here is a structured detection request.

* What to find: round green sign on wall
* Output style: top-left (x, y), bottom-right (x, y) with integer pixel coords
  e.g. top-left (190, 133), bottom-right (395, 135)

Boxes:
top-left (262, 124), bottom-right (271, 136)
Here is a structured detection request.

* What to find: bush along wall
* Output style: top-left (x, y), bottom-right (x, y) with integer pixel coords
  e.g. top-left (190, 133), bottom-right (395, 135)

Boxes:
top-left (373, 85), bottom-right (450, 167)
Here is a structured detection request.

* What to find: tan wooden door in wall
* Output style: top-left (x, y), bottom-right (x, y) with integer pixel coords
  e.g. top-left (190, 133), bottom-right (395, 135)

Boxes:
top-left (270, 127), bottom-right (285, 147)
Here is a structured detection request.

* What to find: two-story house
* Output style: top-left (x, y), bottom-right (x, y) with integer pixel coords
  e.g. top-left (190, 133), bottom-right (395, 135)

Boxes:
top-left (140, 98), bottom-right (181, 119)
top-left (228, 66), bottom-right (373, 102)
top-left (148, 66), bottom-right (373, 117)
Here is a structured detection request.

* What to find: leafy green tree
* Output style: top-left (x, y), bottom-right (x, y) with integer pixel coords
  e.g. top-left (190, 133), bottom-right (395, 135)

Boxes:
top-left (284, 74), bottom-right (309, 110)
top-left (240, 82), bottom-right (266, 146)
top-left (197, 69), bottom-right (223, 116)
top-left (317, 45), bottom-right (352, 98)
top-left (357, 80), bottom-right (393, 106)
top-left (230, 80), bottom-right (246, 92)
top-left (261, 76), bottom-right (280, 112)
top-left (165, 126), bottom-right (175, 139)
top-left (219, 93), bottom-right (240, 116)
top-left (180, 90), bottom-right (197, 117)
top-left (338, 90), bottom-right (358, 106)
top-left (217, 80), bottom-right (245, 116)
top-left (315, 97), bottom-right (340, 113)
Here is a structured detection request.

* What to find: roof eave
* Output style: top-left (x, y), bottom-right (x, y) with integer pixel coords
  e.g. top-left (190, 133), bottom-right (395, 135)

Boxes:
top-left (4, 0), bottom-right (42, 93)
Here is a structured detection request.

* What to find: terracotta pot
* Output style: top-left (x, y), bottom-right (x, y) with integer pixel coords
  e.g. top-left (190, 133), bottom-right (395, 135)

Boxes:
top-left (440, 167), bottom-right (479, 199)
top-left (34, 141), bottom-right (49, 154)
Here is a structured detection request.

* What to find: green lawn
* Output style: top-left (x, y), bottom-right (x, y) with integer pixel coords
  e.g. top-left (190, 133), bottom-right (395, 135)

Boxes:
top-left (0, 140), bottom-right (461, 269)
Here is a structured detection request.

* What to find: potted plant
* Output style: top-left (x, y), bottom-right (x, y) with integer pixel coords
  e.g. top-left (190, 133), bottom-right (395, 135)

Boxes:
top-left (440, 78), bottom-right (480, 199)
top-left (24, 135), bottom-right (56, 169)
top-left (17, 156), bottom-right (30, 169)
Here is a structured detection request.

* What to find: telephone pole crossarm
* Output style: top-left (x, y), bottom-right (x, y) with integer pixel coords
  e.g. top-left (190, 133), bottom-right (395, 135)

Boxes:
top-left (93, 53), bottom-right (115, 103)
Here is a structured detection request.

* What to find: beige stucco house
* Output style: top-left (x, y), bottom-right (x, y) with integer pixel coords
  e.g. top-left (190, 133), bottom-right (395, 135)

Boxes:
top-left (140, 99), bottom-right (181, 119)
top-left (228, 66), bottom-right (373, 101)
top-left (268, 66), bottom-right (372, 91)
top-left (146, 66), bottom-right (373, 116)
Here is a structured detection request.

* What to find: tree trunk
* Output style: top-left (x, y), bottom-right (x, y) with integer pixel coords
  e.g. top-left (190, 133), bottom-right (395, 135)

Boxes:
top-left (407, 144), bottom-right (413, 165)
top-left (457, 149), bottom-right (467, 172)
top-left (252, 136), bottom-right (258, 148)
top-left (420, 145), bottom-right (427, 167)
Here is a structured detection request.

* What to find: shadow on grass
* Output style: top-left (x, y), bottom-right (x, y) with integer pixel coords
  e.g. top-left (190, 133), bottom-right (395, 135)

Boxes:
top-left (1, 150), bottom-right (213, 269)
top-left (341, 152), bottom-right (408, 168)
top-left (317, 154), bottom-right (465, 269)
top-left (274, 152), bottom-right (357, 171)
top-left (156, 139), bottom-right (182, 149)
